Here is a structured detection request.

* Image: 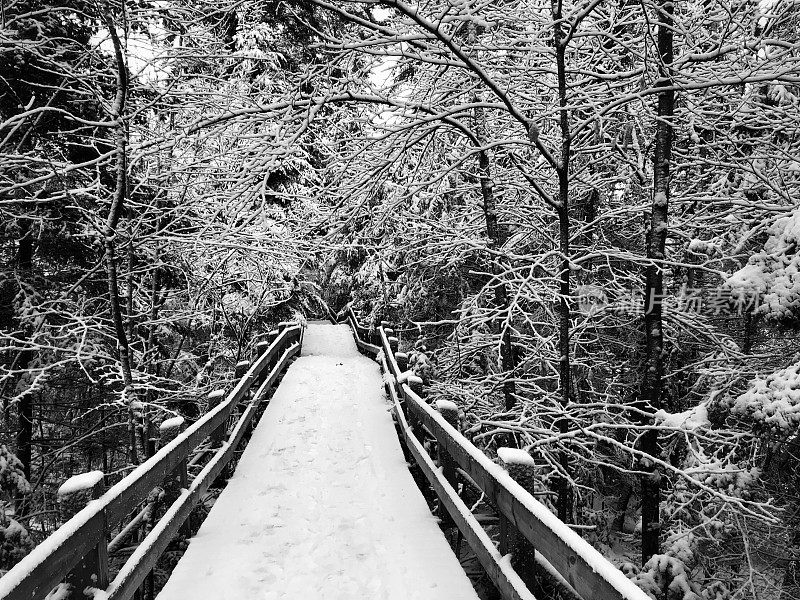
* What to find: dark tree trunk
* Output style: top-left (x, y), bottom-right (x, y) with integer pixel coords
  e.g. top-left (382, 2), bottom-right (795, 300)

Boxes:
top-left (474, 101), bottom-right (517, 411)
top-left (105, 19), bottom-right (138, 465)
top-left (552, 0), bottom-right (574, 524)
top-left (15, 219), bottom-right (34, 482)
top-left (639, 0), bottom-right (674, 564)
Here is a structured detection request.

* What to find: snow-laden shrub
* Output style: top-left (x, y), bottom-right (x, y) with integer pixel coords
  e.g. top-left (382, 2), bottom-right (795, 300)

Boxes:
top-left (724, 360), bottom-right (800, 431)
top-left (0, 445), bottom-right (29, 497)
top-left (0, 445), bottom-right (33, 573)
top-left (0, 517), bottom-right (34, 574)
top-left (726, 209), bottom-right (800, 320)
top-left (632, 552), bottom-right (702, 600)
top-left (408, 342), bottom-right (435, 385)
top-left (640, 394), bottom-right (765, 600)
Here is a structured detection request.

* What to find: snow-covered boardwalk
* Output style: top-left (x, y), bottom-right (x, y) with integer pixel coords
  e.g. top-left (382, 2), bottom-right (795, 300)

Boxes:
top-left (157, 323), bottom-right (479, 600)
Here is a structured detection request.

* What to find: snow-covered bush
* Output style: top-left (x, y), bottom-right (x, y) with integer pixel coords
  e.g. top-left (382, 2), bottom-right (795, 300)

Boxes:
top-left (631, 551), bottom-right (701, 600)
top-left (0, 445), bottom-right (29, 498)
top-left (723, 360), bottom-right (800, 432)
top-left (0, 517), bottom-right (34, 575)
top-left (408, 342), bottom-right (435, 385)
top-left (0, 445), bottom-right (33, 573)
top-left (726, 209), bottom-right (800, 320)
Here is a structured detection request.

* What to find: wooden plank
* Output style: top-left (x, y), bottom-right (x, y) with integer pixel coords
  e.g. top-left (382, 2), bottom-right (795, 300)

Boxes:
top-left (401, 385), bottom-right (650, 600)
top-left (0, 326), bottom-right (302, 600)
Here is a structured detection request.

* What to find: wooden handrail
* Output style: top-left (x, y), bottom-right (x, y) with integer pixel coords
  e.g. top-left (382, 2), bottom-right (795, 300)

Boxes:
top-left (337, 304), bottom-right (381, 356)
top-left (320, 299), bottom-right (339, 325)
top-left (341, 311), bottom-right (648, 600)
top-left (0, 324), bottom-right (303, 600)
top-left (375, 349), bottom-right (535, 600)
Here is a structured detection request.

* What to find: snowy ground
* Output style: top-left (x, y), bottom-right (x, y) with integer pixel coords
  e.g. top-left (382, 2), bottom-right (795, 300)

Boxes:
top-left (157, 322), bottom-right (478, 600)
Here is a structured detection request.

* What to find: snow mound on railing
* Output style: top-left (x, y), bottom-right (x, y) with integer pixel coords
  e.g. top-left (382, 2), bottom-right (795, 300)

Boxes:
top-left (57, 471), bottom-right (104, 497)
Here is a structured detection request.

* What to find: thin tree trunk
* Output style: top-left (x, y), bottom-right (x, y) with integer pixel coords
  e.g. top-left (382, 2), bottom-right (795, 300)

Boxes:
top-left (127, 225), bottom-right (136, 358)
top-left (15, 218), bottom-right (34, 483)
top-left (552, 0), bottom-right (573, 524)
top-left (474, 100), bottom-right (517, 411)
top-left (639, 0), bottom-right (674, 564)
top-left (105, 18), bottom-right (138, 465)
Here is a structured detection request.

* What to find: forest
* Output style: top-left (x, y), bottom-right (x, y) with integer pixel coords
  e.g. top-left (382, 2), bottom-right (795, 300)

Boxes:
top-left (1, 0), bottom-right (800, 599)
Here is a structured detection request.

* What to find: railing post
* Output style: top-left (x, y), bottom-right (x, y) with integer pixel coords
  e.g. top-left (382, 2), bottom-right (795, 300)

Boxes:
top-left (396, 351), bottom-right (409, 373)
top-left (435, 400), bottom-right (459, 534)
top-left (145, 420), bottom-right (156, 458)
top-left (268, 330), bottom-right (281, 368)
top-left (235, 359), bottom-right (250, 381)
top-left (58, 471), bottom-right (109, 597)
top-left (143, 485), bottom-right (161, 600)
top-left (498, 448), bottom-right (538, 590)
top-left (409, 375), bottom-right (426, 399)
top-left (235, 358), bottom-right (253, 421)
top-left (254, 341), bottom-right (270, 384)
top-left (206, 389), bottom-right (228, 487)
top-left (395, 351), bottom-right (416, 431)
top-left (408, 376), bottom-right (427, 435)
top-left (207, 389), bottom-right (226, 447)
top-left (235, 358), bottom-right (252, 412)
top-left (144, 429), bottom-right (159, 600)
top-left (159, 417), bottom-right (190, 536)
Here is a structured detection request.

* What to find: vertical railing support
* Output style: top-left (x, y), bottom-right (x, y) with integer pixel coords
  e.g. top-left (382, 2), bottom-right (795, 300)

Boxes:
top-left (235, 359), bottom-right (250, 381)
top-left (396, 351), bottom-right (409, 373)
top-left (395, 351), bottom-right (416, 432)
top-left (409, 375), bottom-right (426, 400)
top-left (411, 388), bottom-right (427, 434)
top-left (206, 389), bottom-right (227, 486)
top-left (255, 341), bottom-right (270, 361)
top-left (436, 400), bottom-right (459, 535)
top-left (267, 330), bottom-right (281, 370)
top-left (498, 447), bottom-right (539, 590)
top-left (207, 389), bottom-right (226, 447)
top-left (235, 358), bottom-right (253, 430)
top-left (57, 471), bottom-right (109, 597)
top-left (159, 417), bottom-right (190, 536)
top-left (254, 342), bottom-right (270, 384)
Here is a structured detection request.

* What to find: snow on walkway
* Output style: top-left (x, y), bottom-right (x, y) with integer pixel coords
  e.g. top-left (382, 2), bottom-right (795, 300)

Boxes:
top-left (157, 322), bottom-right (479, 600)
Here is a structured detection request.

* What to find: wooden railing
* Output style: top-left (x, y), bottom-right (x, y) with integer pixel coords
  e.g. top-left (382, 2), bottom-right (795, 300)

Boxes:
top-left (337, 306), bottom-right (648, 600)
top-left (336, 305), bottom-right (381, 356)
top-left (0, 323), bottom-right (303, 600)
